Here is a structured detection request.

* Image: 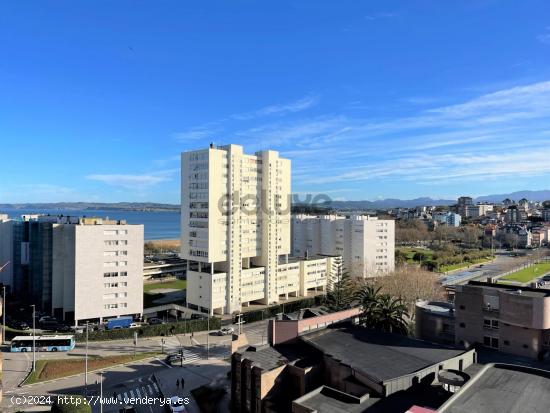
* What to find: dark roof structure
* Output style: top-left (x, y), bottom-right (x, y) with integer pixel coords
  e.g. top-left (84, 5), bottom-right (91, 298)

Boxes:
top-left (301, 324), bottom-right (466, 382)
top-left (439, 364), bottom-right (550, 413)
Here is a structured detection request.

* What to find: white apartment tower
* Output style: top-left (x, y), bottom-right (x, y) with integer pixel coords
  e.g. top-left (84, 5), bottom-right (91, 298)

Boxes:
top-left (182, 144), bottom-right (293, 315)
top-left (292, 214), bottom-right (395, 278)
top-left (182, 144), bottom-right (340, 315)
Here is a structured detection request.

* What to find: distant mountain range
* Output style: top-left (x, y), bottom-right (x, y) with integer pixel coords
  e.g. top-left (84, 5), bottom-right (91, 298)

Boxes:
top-left (0, 202), bottom-right (180, 212)
top-left (1, 189), bottom-right (549, 212)
top-left (319, 189), bottom-right (550, 210)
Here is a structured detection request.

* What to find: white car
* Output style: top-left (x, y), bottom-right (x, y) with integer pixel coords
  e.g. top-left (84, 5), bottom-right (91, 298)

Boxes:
top-left (129, 323), bottom-right (140, 328)
top-left (168, 396), bottom-right (187, 412)
top-left (217, 327), bottom-right (234, 336)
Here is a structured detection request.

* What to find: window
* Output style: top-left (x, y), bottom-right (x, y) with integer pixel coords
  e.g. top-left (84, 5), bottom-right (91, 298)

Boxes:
top-left (120, 240), bottom-right (128, 245)
top-left (119, 230), bottom-right (128, 235)
top-left (504, 340), bottom-right (510, 345)
top-left (118, 261), bottom-right (127, 267)
top-left (103, 272), bottom-right (118, 278)
top-left (103, 293), bottom-right (116, 299)
top-left (119, 271), bottom-right (128, 277)
top-left (459, 305), bottom-right (465, 310)
top-left (105, 240), bottom-right (118, 246)
top-left (119, 251), bottom-right (128, 256)
top-left (103, 230), bottom-right (117, 236)
top-left (104, 304), bottom-right (118, 309)
top-left (104, 262), bottom-right (117, 267)
top-left (104, 251), bottom-right (118, 257)
top-left (459, 322), bottom-right (466, 328)
top-left (484, 336), bottom-right (498, 348)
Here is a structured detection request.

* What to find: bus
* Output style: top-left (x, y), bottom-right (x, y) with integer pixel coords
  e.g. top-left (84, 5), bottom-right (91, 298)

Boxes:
top-left (10, 335), bottom-right (76, 352)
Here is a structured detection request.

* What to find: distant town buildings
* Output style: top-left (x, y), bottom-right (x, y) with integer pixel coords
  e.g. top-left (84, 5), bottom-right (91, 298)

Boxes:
top-left (181, 144), bottom-right (339, 315)
top-left (433, 211), bottom-right (462, 227)
top-left (291, 214), bottom-right (395, 277)
top-left (0, 214), bottom-right (143, 324)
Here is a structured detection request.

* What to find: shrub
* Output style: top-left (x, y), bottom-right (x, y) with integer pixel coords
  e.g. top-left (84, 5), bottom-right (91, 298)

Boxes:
top-left (75, 318), bottom-right (221, 342)
top-left (237, 296), bottom-right (324, 324)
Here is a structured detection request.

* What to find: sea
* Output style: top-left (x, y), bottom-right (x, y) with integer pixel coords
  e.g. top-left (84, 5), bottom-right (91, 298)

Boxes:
top-left (0, 208), bottom-right (180, 240)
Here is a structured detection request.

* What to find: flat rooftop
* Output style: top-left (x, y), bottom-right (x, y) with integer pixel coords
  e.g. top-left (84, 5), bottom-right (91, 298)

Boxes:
top-left (466, 281), bottom-right (550, 298)
top-left (301, 324), bottom-right (466, 383)
top-left (439, 364), bottom-right (550, 413)
top-left (294, 386), bottom-right (372, 413)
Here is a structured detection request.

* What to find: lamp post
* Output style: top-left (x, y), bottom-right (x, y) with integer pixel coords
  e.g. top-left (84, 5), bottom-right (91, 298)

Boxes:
top-left (30, 304), bottom-right (36, 372)
top-left (2, 285), bottom-right (6, 345)
top-left (85, 321), bottom-right (89, 395)
top-left (206, 314), bottom-right (210, 360)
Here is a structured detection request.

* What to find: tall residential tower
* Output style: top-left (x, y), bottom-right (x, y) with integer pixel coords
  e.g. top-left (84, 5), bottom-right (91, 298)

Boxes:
top-left (182, 144), bottom-right (338, 315)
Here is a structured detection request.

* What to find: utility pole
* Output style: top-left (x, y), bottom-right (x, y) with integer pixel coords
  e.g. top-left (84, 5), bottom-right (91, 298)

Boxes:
top-left (99, 370), bottom-right (104, 413)
top-left (161, 338), bottom-right (165, 354)
top-left (133, 331), bottom-right (137, 357)
top-left (2, 285), bottom-right (6, 345)
top-left (206, 314), bottom-right (210, 360)
top-left (85, 321), bottom-right (89, 395)
top-left (31, 304), bottom-right (36, 372)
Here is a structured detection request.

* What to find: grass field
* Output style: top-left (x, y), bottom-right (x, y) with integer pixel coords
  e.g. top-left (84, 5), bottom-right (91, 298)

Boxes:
top-left (438, 257), bottom-right (494, 273)
top-left (500, 262), bottom-right (550, 284)
top-left (25, 352), bottom-right (160, 384)
top-left (143, 278), bottom-right (187, 292)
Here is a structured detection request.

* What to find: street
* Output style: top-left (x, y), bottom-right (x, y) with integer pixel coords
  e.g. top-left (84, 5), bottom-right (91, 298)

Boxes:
top-left (1, 320), bottom-right (269, 412)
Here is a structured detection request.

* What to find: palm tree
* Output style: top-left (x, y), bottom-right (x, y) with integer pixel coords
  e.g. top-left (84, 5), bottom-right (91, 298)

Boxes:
top-left (373, 295), bottom-right (409, 335)
top-left (354, 284), bottom-right (410, 335)
top-left (354, 284), bottom-right (383, 328)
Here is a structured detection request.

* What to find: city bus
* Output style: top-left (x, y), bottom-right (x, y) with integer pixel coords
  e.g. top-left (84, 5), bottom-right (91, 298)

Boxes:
top-left (10, 335), bottom-right (76, 352)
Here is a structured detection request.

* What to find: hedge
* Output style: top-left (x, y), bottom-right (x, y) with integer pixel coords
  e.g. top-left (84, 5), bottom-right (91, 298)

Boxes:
top-left (238, 296), bottom-right (325, 323)
top-left (75, 318), bottom-right (221, 342)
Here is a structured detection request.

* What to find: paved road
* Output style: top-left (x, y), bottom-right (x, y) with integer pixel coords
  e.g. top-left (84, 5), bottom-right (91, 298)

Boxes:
top-left (440, 251), bottom-right (546, 286)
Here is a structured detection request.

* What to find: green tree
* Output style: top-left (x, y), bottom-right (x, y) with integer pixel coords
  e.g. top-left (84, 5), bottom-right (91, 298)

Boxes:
top-left (354, 284), bottom-right (410, 335)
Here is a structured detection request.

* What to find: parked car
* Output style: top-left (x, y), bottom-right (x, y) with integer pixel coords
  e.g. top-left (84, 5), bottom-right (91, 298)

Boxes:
top-left (54, 324), bottom-right (72, 332)
top-left (72, 326), bottom-right (85, 334)
top-left (129, 322), bottom-right (140, 329)
top-left (13, 321), bottom-right (29, 330)
top-left (216, 327), bottom-right (234, 336)
top-left (38, 316), bottom-right (57, 323)
top-left (190, 313), bottom-right (206, 320)
top-left (542, 275), bottom-right (550, 282)
top-left (40, 320), bottom-right (60, 330)
top-left (147, 317), bottom-right (164, 325)
top-left (168, 396), bottom-right (187, 412)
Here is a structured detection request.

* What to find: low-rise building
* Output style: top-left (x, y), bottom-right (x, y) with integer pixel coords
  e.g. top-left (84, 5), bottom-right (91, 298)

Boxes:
top-left (433, 212), bottom-right (461, 227)
top-left (415, 300), bottom-right (455, 345)
top-left (454, 281), bottom-right (550, 359)
top-left (232, 311), bottom-right (475, 413)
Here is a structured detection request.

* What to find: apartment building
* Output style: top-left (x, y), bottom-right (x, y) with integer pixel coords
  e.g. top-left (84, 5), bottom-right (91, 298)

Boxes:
top-left (454, 281), bottom-right (550, 358)
top-left (466, 204), bottom-right (494, 219)
top-left (181, 144), bottom-right (339, 315)
top-left (292, 214), bottom-right (395, 278)
top-left (457, 196), bottom-right (473, 218)
top-left (433, 212), bottom-right (462, 227)
top-left (4, 215), bottom-right (143, 324)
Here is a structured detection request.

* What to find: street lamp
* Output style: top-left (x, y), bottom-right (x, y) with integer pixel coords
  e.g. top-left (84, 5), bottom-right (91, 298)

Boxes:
top-left (85, 321), bottom-right (89, 395)
top-left (30, 304), bottom-right (36, 372)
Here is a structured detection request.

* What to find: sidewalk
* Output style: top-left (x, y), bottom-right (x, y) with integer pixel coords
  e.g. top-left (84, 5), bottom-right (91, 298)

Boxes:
top-left (154, 358), bottom-right (230, 413)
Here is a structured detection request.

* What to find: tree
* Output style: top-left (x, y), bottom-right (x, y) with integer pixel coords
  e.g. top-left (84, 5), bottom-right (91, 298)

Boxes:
top-left (373, 294), bottom-right (409, 335)
top-left (354, 284), bottom-right (410, 335)
top-left (324, 260), bottom-right (357, 312)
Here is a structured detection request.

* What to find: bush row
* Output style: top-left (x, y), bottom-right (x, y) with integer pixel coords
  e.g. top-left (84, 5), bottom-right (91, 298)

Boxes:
top-left (239, 296), bottom-right (325, 324)
top-left (74, 318), bottom-right (221, 342)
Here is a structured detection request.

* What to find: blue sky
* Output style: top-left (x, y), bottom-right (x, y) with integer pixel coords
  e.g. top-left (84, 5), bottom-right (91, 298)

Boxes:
top-left (1, 0), bottom-right (550, 204)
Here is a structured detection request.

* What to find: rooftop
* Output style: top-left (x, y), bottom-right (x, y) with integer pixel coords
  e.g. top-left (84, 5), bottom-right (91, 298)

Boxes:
top-left (301, 324), bottom-right (466, 383)
top-left (236, 342), bottom-right (312, 371)
top-left (465, 281), bottom-right (550, 298)
top-left (439, 363), bottom-right (550, 413)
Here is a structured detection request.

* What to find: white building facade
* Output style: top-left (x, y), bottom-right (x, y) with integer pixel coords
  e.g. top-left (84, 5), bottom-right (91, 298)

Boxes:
top-left (181, 144), bottom-right (339, 315)
top-left (50, 217), bottom-right (144, 324)
top-left (292, 214), bottom-right (395, 278)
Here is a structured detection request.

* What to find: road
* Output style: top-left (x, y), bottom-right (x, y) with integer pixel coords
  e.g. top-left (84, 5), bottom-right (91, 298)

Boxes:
top-left (440, 251), bottom-right (547, 286)
top-left (1, 325), bottom-right (239, 413)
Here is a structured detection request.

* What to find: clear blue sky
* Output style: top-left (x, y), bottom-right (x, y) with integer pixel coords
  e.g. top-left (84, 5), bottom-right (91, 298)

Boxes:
top-left (1, 0), bottom-right (550, 204)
